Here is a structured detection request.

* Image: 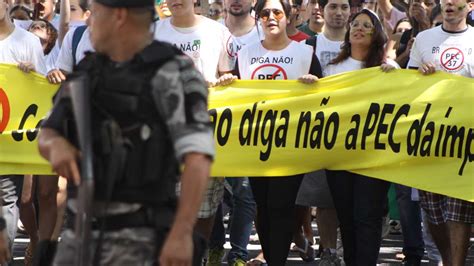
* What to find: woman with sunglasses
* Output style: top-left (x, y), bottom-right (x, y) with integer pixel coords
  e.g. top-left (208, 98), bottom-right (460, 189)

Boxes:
top-left (324, 9), bottom-right (399, 266)
top-left (216, 0), bottom-right (322, 264)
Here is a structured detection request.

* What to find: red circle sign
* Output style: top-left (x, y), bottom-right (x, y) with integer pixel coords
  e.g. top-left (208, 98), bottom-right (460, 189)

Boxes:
top-left (251, 64), bottom-right (288, 80)
top-left (440, 47), bottom-right (464, 71)
top-left (226, 35), bottom-right (238, 58)
top-left (0, 88), bottom-right (11, 133)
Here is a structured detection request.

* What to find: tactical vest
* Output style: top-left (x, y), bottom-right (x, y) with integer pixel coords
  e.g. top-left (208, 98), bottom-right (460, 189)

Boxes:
top-left (73, 41), bottom-right (181, 206)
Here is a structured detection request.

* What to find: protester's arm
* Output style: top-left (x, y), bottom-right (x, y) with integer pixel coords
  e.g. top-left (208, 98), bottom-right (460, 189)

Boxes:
top-left (47, 69), bottom-right (68, 84)
top-left (49, 30), bottom-right (75, 84)
top-left (18, 62), bottom-right (35, 73)
top-left (19, 35), bottom-right (48, 75)
top-left (58, 0), bottom-right (71, 46)
top-left (411, 2), bottom-right (430, 33)
top-left (214, 59), bottom-right (239, 87)
top-left (377, 0), bottom-right (394, 21)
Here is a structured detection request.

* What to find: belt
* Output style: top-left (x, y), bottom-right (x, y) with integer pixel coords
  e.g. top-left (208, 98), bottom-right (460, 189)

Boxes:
top-left (66, 207), bottom-right (163, 231)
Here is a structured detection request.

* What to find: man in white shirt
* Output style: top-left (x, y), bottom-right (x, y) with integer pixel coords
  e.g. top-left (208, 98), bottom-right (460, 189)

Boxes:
top-left (408, 0), bottom-right (474, 264)
top-left (154, 0), bottom-right (234, 85)
top-left (225, 0), bottom-right (261, 59)
top-left (206, 1), bottom-right (259, 264)
top-left (306, 0), bottom-right (350, 70)
top-left (153, 0), bottom-right (234, 249)
top-left (0, 0), bottom-right (46, 263)
top-left (297, 0), bottom-right (350, 263)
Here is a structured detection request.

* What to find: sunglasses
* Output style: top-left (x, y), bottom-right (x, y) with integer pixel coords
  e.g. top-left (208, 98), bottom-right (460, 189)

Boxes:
top-left (350, 20), bottom-right (374, 30)
top-left (259, 8), bottom-right (285, 22)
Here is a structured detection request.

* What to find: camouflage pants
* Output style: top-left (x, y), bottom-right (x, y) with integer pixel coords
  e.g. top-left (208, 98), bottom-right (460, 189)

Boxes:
top-left (53, 228), bottom-right (156, 266)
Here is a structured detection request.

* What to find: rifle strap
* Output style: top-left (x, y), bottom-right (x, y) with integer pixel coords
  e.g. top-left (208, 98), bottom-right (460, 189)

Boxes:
top-left (93, 121), bottom-right (127, 266)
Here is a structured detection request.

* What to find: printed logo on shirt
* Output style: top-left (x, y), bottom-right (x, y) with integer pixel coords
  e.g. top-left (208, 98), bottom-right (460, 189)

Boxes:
top-left (226, 36), bottom-right (241, 58)
top-left (319, 51), bottom-right (339, 68)
top-left (174, 39), bottom-right (201, 59)
top-left (440, 47), bottom-right (465, 71)
top-left (251, 64), bottom-right (288, 80)
top-left (250, 56), bottom-right (294, 64)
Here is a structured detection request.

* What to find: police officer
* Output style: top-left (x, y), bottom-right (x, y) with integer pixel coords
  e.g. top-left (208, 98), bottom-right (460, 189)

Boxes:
top-left (38, 0), bottom-right (214, 265)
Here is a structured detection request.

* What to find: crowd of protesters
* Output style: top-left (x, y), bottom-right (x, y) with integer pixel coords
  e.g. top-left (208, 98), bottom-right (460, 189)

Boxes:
top-left (0, 0), bottom-right (473, 265)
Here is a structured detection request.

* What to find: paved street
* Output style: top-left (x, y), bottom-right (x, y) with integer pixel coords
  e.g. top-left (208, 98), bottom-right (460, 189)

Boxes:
top-left (10, 221), bottom-right (473, 265)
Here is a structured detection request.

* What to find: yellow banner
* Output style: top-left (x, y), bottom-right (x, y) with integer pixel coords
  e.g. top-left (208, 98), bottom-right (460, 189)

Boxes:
top-left (1, 64), bottom-right (473, 202)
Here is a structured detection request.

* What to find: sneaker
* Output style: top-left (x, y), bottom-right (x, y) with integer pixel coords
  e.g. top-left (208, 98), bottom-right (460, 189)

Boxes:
top-left (17, 219), bottom-right (26, 235)
top-left (293, 238), bottom-right (314, 262)
top-left (206, 248), bottom-right (225, 266)
top-left (319, 249), bottom-right (342, 266)
top-left (389, 220), bottom-right (402, 235)
top-left (230, 258), bottom-right (246, 266)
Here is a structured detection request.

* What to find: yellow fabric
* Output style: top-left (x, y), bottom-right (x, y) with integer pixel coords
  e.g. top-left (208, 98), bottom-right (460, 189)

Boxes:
top-left (1, 64), bottom-right (472, 201)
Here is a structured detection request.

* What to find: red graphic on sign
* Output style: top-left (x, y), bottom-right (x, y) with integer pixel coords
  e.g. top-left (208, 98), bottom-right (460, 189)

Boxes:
top-left (251, 64), bottom-right (288, 80)
top-left (440, 47), bottom-right (464, 71)
top-left (0, 88), bottom-right (11, 133)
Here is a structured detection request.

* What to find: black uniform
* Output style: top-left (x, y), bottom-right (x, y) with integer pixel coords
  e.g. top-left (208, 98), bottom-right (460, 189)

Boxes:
top-left (41, 1), bottom-right (214, 264)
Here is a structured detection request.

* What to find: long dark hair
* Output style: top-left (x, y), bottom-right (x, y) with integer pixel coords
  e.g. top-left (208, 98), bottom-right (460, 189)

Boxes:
top-left (330, 9), bottom-right (387, 68)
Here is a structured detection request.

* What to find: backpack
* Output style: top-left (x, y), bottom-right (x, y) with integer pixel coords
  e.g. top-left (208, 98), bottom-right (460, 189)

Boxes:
top-left (305, 35), bottom-right (318, 54)
top-left (72, 25), bottom-right (87, 66)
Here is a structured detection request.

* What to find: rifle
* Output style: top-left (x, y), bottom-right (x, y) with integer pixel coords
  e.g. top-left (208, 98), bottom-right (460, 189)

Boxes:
top-left (68, 75), bottom-right (95, 266)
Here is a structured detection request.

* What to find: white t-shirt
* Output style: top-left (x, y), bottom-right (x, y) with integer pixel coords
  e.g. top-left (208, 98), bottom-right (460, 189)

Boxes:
top-left (226, 25), bottom-right (263, 59)
top-left (0, 26), bottom-right (47, 75)
top-left (154, 16), bottom-right (235, 82)
top-left (13, 19), bottom-right (32, 31)
top-left (408, 26), bottom-right (474, 77)
top-left (237, 41), bottom-right (314, 80)
top-left (325, 57), bottom-right (399, 76)
top-left (56, 26), bottom-right (94, 73)
top-left (46, 42), bottom-right (60, 72)
top-left (314, 33), bottom-right (343, 72)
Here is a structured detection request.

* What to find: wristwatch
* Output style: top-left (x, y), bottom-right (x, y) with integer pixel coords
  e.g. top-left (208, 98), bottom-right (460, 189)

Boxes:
top-left (0, 217), bottom-right (6, 231)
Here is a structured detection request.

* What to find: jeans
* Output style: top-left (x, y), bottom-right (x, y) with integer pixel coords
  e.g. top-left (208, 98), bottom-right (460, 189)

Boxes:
top-left (326, 170), bottom-right (390, 266)
top-left (249, 175), bottom-right (303, 266)
top-left (209, 177), bottom-right (256, 263)
top-left (395, 184), bottom-right (425, 259)
top-left (209, 204), bottom-right (226, 250)
top-left (225, 177), bottom-right (256, 263)
top-left (421, 209), bottom-right (442, 263)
